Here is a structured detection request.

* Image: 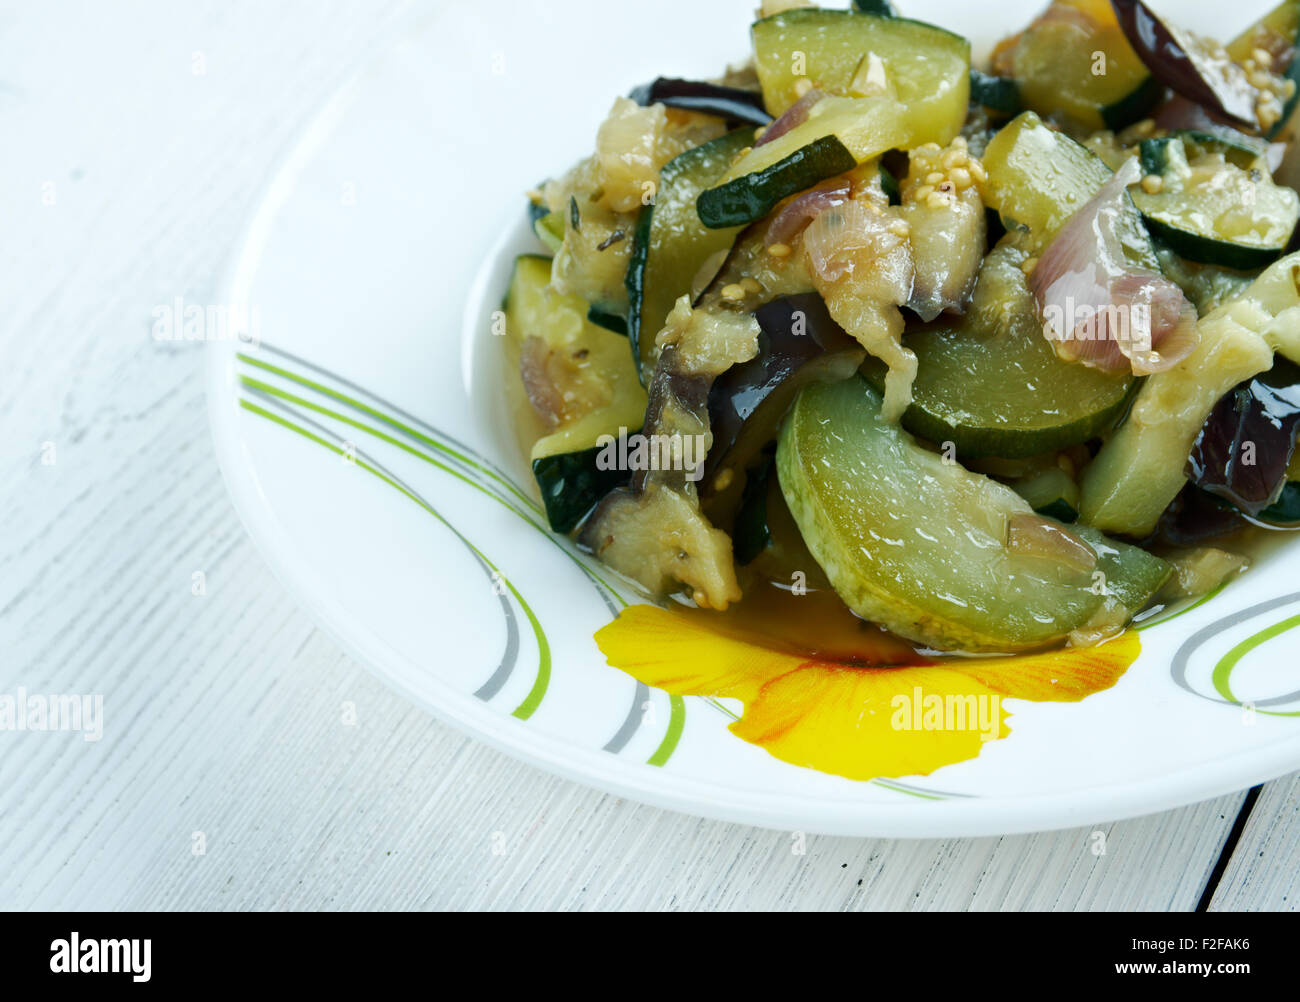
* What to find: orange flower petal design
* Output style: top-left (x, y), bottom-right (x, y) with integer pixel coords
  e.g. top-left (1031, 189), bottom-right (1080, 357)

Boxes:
top-left (594, 604), bottom-right (1141, 781)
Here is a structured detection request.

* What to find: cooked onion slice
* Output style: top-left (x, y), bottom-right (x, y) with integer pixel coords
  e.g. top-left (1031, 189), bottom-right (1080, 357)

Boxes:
top-left (765, 177), bottom-right (852, 249)
top-left (756, 88), bottom-right (823, 148)
top-left (1029, 158), bottom-right (1199, 376)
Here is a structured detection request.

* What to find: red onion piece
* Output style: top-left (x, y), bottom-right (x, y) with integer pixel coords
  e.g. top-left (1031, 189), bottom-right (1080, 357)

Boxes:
top-left (1029, 158), bottom-right (1199, 375)
top-left (764, 177), bottom-right (852, 248)
top-left (756, 88), bottom-right (822, 148)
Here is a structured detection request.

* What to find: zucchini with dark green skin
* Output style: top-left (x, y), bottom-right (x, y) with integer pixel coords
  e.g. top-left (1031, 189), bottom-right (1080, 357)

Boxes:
top-left (998, 0), bottom-right (1161, 131)
top-left (982, 112), bottom-right (1159, 268)
top-left (504, 255), bottom-right (648, 533)
top-left (696, 136), bottom-right (856, 230)
top-left (777, 376), bottom-right (1169, 652)
top-left (1012, 468), bottom-right (1082, 523)
top-left (969, 69), bottom-right (1022, 116)
top-left (1227, 1), bottom-right (1300, 139)
top-left (851, 0), bottom-right (896, 15)
top-left (862, 241), bottom-right (1135, 458)
top-left (695, 8), bottom-right (970, 229)
top-left (533, 437), bottom-right (636, 535)
top-left (586, 307), bottom-right (627, 336)
top-left (626, 127), bottom-right (756, 379)
top-left (1134, 134), bottom-right (1300, 269)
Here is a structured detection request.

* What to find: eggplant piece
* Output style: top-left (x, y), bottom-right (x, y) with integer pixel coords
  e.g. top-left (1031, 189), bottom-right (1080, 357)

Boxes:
top-left (1110, 0), bottom-right (1260, 129)
top-left (578, 341), bottom-right (745, 609)
top-left (629, 78), bottom-right (772, 127)
top-left (1150, 484), bottom-right (1249, 547)
top-left (731, 454), bottom-right (775, 566)
top-left (703, 293), bottom-right (866, 526)
top-left (1186, 357), bottom-right (1300, 515)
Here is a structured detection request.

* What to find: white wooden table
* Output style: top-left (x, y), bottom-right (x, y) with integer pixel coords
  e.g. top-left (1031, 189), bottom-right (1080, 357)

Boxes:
top-left (1, 0), bottom-right (1296, 912)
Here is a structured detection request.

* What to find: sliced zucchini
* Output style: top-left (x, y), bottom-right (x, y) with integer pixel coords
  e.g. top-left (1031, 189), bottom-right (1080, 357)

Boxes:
top-left (696, 131), bottom-right (857, 230)
top-left (1145, 129), bottom-right (1271, 171)
top-left (627, 128), bottom-right (756, 376)
top-left (863, 241), bottom-right (1135, 458)
top-left (533, 210), bottom-right (565, 253)
top-left (777, 376), bottom-right (1168, 652)
top-left (697, 9), bottom-right (971, 229)
top-left (1013, 468), bottom-right (1082, 523)
top-left (1225, 0), bottom-right (1300, 140)
top-left (969, 69), bottom-right (1021, 116)
top-left (1078, 253), bottom-right (1300, 536)
top-left (751, 8), bottom-right (971, 118)
top-left (1155, 246), bottom-right (1257, 318)
top-left (586, 307), bottom-right (628, 336)
top-left (982, 111), bottom-right (1158, 268)
top-left (1134, 135), bottom-right (1300, 269)
top-left (532, 440), bottom-right (636, 535)
top-left (503, 255), bottom-right (648, 532)
top-left (1002, 0), bottom-right (1161, 131)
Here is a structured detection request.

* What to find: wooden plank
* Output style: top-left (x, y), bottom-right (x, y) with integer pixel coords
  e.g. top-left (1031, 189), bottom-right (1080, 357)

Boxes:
top-left (1207, 774), bottom-right (1300, 911)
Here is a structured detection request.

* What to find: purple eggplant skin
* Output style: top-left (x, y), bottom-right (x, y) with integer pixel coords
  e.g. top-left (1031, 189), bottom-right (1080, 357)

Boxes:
top-left (702, 294), bottom-right (865, 524)
top-left (1110, 0), bottom-right (1259, 130)
top-left (629, 78), bottom-right (773, 127)
top-left (1149, 484), bottom-right (1249, 547)
top-left (1187, 357), bottom-right (1300, 516)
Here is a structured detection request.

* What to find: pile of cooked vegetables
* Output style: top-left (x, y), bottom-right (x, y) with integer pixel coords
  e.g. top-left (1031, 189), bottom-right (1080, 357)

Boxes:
top-left (505, 0), bottom-right (1300, 655)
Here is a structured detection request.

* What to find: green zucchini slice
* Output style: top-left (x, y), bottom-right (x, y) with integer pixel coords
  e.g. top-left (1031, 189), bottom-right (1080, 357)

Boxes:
top-left (503, 255), bottom-right (648, 533)
top-left (1012, 468), bottom-right (1082, 523)
top-left (1134, 135), bottom-right (1300, 270)
top-left (863, 242), bottom-right (1135, 458)
top-left (696, 133), bottom-right (856, 230)
top-left (1226, 0), bottom-right (1300, 140)
top-left (777, 376), bottom-right (1168, 652)
top-left (751, 8), bottom-right (971, 119)
top-left (533, 210), bottom-right (565, 253)
top-left (696, 8), bottom-right (970, 229)
top-left (999, 0), bottom-right (1160, 131)
top-left (626, 127), bottom-right (756, 379)
top-left (969, 69), bottom-right (1022, 116)
top-left (982, 112), bottom-right (1158, 269)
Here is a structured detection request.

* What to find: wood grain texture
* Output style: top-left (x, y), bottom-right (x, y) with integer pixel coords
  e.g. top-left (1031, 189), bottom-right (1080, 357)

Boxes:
top-left (0, 0), bottom-right (1292, 912)
top-left (1209, 774), bottom-right (1300, 911)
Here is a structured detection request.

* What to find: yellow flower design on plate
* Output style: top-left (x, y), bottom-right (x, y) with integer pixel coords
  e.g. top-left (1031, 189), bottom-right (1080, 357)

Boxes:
top-left (595, 598), bottom-right (1140, 781)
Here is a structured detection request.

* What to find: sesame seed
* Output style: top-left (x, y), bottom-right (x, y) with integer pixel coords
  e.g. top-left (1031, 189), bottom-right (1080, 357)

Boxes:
top-left (740, 277), bottom-right (762, 293)
top-left (925, 171), bottom-right (945, 186)
top-left (914, 184), bottom-right (935, 201)
top-left (1140, 174), bottom-right (1163, 194)
top-left (949, 166), bottom-right (971, 189)
top-left (767, 242), bottom-right (792, 258)
top-left (721, 283), bottom-right (746, 301)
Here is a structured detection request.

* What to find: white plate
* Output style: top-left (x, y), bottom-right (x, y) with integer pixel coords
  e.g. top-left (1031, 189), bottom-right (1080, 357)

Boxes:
top-left (208, 0), bottom-right (1300, 835)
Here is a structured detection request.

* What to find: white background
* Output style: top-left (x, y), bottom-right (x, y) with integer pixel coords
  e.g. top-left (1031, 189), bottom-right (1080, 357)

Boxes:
top-left (1, 0), bottom-right (1298, 910)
